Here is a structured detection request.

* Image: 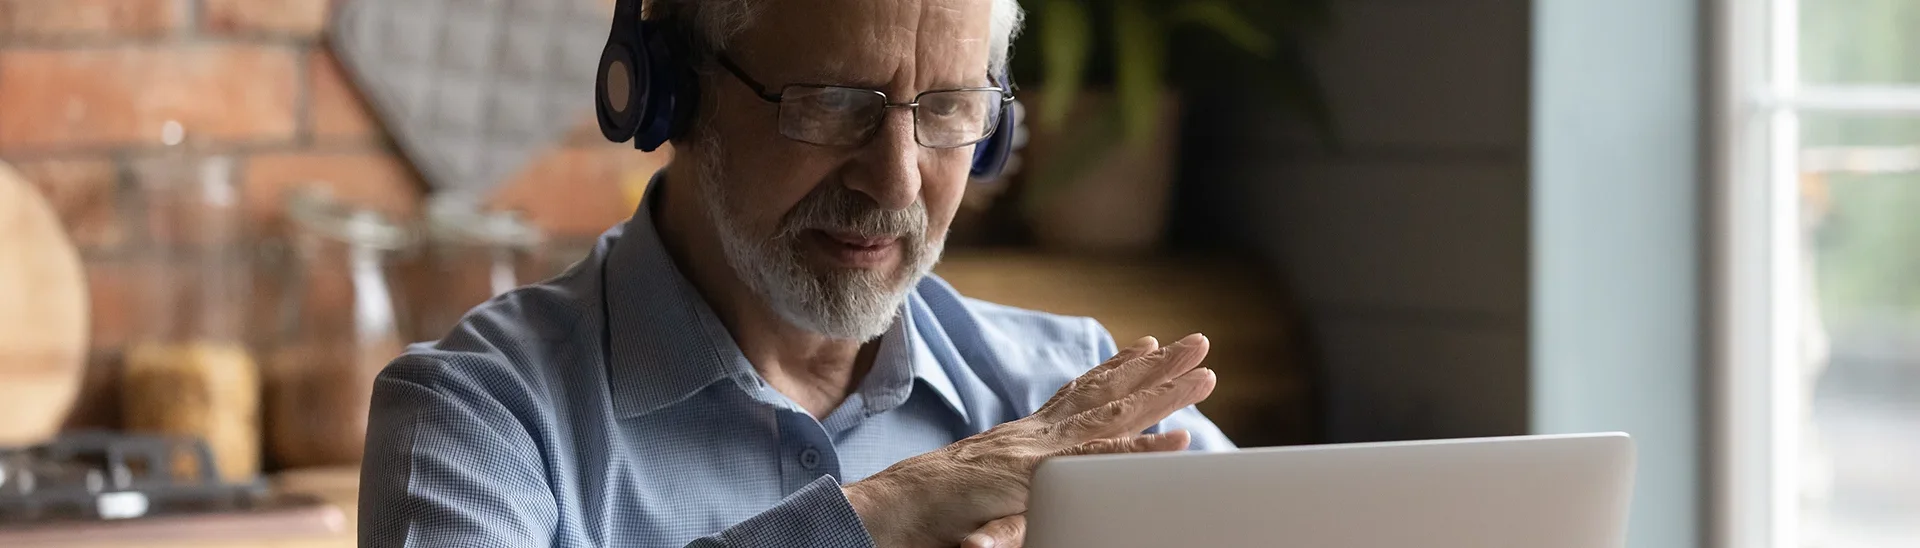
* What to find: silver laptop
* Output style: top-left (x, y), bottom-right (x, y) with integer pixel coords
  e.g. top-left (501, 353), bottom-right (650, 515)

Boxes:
top-left (1026, 432), bottom-right (1635, 548)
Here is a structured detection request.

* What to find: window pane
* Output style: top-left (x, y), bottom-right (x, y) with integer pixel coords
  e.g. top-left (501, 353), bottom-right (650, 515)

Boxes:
top-left (1800, 1), bottom-right (1920, 84)
top-left (1799, 114), bottom-right (1920, 547)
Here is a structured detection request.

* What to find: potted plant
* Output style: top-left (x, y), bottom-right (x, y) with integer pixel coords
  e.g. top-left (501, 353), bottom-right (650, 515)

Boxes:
top-left (991, 0), bottom-right (1336, 251)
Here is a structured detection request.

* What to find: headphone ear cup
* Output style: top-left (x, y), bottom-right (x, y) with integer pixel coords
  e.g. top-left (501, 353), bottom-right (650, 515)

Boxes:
top-left (665, 68), bottom-right (700, 143)
top-left (596, 42), bottom-right (648, 142)
top-left (969, 98), bottom-right (1019, 180)
top-left (630, 21), bottom-right (691, 152)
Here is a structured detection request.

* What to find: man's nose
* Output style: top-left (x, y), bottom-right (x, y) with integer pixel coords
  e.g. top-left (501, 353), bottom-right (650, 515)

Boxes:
top-left (841, 108), bottom-right (922, 211)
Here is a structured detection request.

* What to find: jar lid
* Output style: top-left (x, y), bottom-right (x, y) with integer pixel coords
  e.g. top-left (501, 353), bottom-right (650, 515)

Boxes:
top-left (423, 194), bottom-right (544, 249)
top-left (285, 187), bottom-right (414, 250)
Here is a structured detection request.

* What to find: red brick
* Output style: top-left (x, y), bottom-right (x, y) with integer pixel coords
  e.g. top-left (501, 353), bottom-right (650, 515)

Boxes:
top-left (0, 0), bottom-right (181, 38)
top-left (490, 145), bottom-right (672, 236)
top-left (308, 47), bottom-right (383, 141)
top-left (0, 46), bottom-right (299, 149)
top-left (200, 0), bottom-right (328, 36)
top-left (8, 157), bottom-right (126, 248)
top-left (242, 150), bottom-right (424, 233)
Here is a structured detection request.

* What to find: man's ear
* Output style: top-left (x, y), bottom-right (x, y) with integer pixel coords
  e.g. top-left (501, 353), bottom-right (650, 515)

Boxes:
top-left (667, 67), bottom-right (722, 148)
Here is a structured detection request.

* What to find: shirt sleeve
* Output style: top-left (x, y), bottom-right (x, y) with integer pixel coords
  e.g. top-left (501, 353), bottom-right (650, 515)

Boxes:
top-left (683, 476), bottom-right (878, 548)
top-left (1090, 321), bottom-right (1239, 451)
top-left (360, 358), bottom-right (880, 548)
top-left (359, 362), bottom-right (559, 548)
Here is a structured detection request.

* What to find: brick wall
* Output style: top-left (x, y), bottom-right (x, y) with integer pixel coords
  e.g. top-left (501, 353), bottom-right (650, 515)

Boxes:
top-left (0, 0), bottom-right (668, 429)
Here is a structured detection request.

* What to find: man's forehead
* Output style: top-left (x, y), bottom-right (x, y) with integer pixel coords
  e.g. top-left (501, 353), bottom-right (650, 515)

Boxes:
top-left (735, 0), bottom-right (993, 85)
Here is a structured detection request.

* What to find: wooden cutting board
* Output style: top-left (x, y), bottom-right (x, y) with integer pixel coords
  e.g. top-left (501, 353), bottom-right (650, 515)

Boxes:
top-left (0, 160), bottom-right (89, 447)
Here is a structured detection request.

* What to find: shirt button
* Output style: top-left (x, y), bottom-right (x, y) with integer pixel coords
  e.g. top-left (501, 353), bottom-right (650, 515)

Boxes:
top-left (799, 447), bottom-right (821, 470)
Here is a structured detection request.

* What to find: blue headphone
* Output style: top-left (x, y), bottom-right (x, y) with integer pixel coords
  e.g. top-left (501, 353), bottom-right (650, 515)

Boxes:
top-left (595, 1), bottom-right (1018, 181)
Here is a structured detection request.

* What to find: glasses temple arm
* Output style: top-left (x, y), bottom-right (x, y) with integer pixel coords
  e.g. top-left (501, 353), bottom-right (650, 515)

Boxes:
top-left (715, 55), bottom-right (784, 103)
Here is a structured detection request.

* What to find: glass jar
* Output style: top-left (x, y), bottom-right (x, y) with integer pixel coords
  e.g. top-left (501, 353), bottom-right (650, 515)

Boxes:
top-left (401, 195), bottom-right (546, 343)
top-left (264, 188), bottom-right (413, 469)
top-left (119, 130), bottom-right (261, 483)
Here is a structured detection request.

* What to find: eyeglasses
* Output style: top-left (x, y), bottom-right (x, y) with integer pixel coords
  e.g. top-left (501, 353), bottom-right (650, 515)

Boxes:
top-left (717, 55), bottom-right (1013, 149)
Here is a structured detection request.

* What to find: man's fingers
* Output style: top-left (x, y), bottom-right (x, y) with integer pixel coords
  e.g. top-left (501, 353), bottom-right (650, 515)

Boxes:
top-left (1053, 430), bottom-right (1193, 458)
top-left (1087, 333), bottom-right (1210, 402)
top-left (1060, 366), bottom-right (1216, 440)
top-left (1079, 336), bottom-right (1161, 383)
top-left (1119, 333), bottom-right (1210, 392)
top-left (962, 514), bottom-right (1027, 548)
top-left (1037, 336), bottom-right (1159, 418)
top-left (1042, 334), bottom-right (1207, 420)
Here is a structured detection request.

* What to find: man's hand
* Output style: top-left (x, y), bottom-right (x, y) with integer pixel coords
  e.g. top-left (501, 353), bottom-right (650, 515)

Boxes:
top-left (843, 333), bottom-right (1217, 547)
top-left (962, 514), bottom-right (1026, 548)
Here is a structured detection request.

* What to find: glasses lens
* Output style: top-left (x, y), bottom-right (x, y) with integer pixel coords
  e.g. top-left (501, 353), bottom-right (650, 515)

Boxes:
top-left (779, 86), bottom-right (886, 147)
top-left (915, 90), bottom-right (1002, 148)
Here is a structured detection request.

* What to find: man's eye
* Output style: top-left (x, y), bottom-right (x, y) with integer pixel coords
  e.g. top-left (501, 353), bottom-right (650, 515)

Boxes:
top-left (814, 92), bottom-right (863, 113)
top-left (926, 99), bottom-right (963, 117)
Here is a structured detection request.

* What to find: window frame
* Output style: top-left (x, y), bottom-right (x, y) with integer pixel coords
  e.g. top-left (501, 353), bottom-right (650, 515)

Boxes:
top-left (1711, 1), bottom-right (1920, 547)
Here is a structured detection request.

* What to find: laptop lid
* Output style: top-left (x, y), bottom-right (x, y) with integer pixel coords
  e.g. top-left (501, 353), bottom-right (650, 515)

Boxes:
top-left (1026, 432), bottom-right (1636, 548)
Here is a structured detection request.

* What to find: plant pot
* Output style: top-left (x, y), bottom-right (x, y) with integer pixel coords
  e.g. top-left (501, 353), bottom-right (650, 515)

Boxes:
top-left (1018, 89), bottom-right (1183, 252)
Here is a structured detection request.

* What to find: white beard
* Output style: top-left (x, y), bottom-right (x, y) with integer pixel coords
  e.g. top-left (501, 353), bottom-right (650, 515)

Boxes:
top-left (691, 134), bottom-right (943, 341)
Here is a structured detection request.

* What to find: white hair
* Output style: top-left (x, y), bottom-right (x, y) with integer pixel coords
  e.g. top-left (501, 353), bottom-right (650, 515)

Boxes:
top-left (648, 0), bottom-right (1025, 76)
top-left (690, 130), bottom-right (943, 341)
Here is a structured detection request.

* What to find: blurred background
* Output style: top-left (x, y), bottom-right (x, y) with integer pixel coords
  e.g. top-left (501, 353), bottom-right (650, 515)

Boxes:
top-left (0, 0), bottom-right (1914, 547)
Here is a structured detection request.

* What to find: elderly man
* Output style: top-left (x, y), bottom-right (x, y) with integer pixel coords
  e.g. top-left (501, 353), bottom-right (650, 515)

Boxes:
top-left (358, 0), bottom-right (1232, 546)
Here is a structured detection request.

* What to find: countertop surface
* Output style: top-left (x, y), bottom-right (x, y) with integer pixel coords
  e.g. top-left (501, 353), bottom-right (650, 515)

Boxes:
top-left (65, 467), bottom-right (361, 548)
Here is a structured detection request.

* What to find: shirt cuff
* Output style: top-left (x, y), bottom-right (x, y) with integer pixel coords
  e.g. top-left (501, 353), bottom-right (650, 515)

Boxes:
top-left (705, 476), bottom-right (877, 548)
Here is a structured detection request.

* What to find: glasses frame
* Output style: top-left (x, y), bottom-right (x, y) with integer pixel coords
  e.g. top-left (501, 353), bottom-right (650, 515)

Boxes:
top-left (715, 54), bottom-right (1014, 149)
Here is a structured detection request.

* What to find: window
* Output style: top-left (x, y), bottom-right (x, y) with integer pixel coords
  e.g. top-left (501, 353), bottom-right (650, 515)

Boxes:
top-left (1718, 1), bottom-right (1920, 547)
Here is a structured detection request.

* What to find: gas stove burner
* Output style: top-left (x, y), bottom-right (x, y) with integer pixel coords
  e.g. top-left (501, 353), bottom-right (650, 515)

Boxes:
top-left (0, 430), bottom-right (268, 524)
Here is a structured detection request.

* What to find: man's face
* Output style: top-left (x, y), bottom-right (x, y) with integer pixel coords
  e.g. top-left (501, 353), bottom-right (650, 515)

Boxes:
top-left (687, 0), bottom-right (995, 340)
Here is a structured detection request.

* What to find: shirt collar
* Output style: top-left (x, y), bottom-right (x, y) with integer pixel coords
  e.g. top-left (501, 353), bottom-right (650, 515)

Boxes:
top-left (605, 175), bottom-right (758, 419)
top-left (835, 303), bottom-right (970, 425)
top-left (603, 172), bottom-right (969, 423)
top-left (905, 295), bottom-right (970, 423)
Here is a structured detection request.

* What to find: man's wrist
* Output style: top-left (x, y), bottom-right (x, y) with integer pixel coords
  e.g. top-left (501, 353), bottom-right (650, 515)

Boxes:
top-left (844, 478), bottom-right (912, 547)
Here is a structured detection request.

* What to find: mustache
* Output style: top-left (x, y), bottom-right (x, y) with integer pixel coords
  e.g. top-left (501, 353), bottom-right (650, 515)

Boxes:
top-left (777, 183), bottom-right (927, 241)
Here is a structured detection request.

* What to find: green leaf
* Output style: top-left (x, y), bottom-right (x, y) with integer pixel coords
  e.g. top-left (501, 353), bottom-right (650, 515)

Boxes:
top-left (1113, 0), bottom-right (1166, 145)
top-left (1169, 0), bottom-right (1275, 58)
top-left (1038, 0), bottom-right (1092, 131)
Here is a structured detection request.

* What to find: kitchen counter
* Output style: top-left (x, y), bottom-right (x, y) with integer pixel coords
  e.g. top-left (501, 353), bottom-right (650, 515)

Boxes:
top-left (67, 467), bottom-right (361, 548)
